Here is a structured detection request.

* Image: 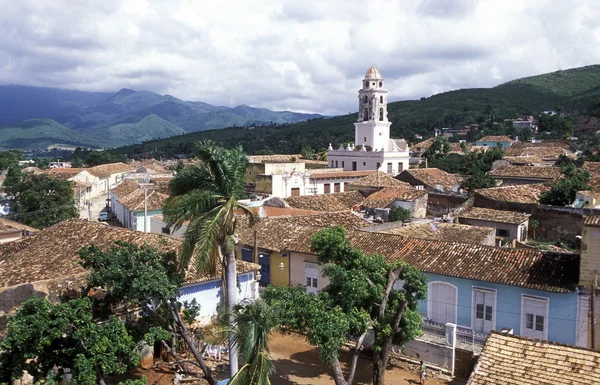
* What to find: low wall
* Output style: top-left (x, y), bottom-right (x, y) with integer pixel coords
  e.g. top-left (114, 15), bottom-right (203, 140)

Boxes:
top-left (403, 339), bottom-right (454, 370)
top-left (427, 193), bottom-right (468, 217)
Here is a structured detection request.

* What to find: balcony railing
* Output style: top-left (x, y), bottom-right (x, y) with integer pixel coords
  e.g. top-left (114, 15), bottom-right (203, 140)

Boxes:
top-left (420, 319), bottom-right (487, 348)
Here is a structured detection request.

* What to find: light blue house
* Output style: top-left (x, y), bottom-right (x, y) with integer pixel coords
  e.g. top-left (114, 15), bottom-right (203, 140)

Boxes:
top-left (390, 238), bottom-right (583, 346)
top-left (475, 135), bottom-right (514, 148)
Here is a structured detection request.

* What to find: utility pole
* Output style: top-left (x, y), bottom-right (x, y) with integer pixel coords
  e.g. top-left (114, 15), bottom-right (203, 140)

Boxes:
top-left (88, 202), bottom-right (92, 221)
top-left (144, 186), bottom-right (148, 233)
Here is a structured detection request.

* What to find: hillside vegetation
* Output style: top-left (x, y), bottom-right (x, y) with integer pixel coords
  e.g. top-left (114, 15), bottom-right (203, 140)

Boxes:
top-left (113, 65), bottom-right (600, 156)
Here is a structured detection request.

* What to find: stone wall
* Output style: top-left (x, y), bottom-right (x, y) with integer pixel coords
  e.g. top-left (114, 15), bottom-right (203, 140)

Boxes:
top-left (427, 193), bottom-right (468, 217)
top-left (474, 194), bottom-right (600, 243)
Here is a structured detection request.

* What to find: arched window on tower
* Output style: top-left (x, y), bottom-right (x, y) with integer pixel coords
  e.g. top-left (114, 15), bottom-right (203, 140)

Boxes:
top-left (364, 107), bottom-right (370, 121)
top-left (379, 81), bottom-right (382, 87)
top-left (380, 95), bottom-right (383, 104)
top-left (379, 107), bottom-right (384, 121)
top-left (363, 95), bottom-right (368, 104)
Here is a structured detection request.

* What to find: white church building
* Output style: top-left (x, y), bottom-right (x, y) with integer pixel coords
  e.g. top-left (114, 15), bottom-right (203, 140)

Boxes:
top-left (327, 67), bottom-right (410, 175)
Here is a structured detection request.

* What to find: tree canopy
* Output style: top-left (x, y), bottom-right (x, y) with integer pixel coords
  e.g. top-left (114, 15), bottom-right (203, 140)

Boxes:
top-left (7, 173), bottom-right (78, 229)
top-left (263, 227), bottom-right (426, 385)
top-left (539, 164), bottom-right (590, 206)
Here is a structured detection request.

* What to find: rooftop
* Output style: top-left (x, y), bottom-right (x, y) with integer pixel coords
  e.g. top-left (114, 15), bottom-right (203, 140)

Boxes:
top-left (0, 220), bottom-right (259, 288)
top-left (309, 170), bottom-right (376, 180)
top-left (474, 183), bottom-right (550, 204)
top-left (478, 135), bottom-right (513, 143)
top-left (381, 222), bottom-right (494, 245)
top-left (243, 222), bottom-right (579, 292)
top-left (364, 66), bottom-right (382, 79)
top-left (504, 146), bottom-right (575, 159)
top-left (403, 168), bottom-right (461, 190)
top-left (86, 162), bottom-right (135, 179)
top-left (46, 168), bottom-right (85, 180)
top-left (361, 187), bottom-right (426, 209)
top-left (489, 166), bottom-right (562, 180)
top-left (459, 207), bottom-right (531, 224)
top-left (118, 189), bottom-right (169, 211)
top-left (583, 215), bottom-right (600, 227)
top-left (583, 161), bottom-right (600, 174)
top-left (0, 218), bottom-right (37, 233)
top-left (502, 156), bottom-right (545, 165)
top-left (468, 331), bottom-right (600, 385)
top-left (110, 180), bottom-right (140, 198)
top-left (285, 191), bottom-right (364, 212)
top-left (348, 171), bottom-right (412, 189)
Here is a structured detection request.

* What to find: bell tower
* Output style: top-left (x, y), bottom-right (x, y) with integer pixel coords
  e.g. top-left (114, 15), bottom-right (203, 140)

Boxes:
top-left (354, 66), bottom-right (391, 151)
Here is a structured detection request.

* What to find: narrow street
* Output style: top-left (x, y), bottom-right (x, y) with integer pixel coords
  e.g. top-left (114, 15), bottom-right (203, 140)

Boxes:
top-left (78, 193), bottom-right (110, 221)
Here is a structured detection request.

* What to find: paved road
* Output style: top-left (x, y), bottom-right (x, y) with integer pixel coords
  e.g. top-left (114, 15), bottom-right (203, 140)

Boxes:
top-left (79, 194), bottom-right (110, 221)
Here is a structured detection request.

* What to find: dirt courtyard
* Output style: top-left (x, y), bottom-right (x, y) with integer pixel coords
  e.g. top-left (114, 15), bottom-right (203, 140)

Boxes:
top-left (114, 332), bottom-right (455, 384)
top-left (269, 332), bottom-right (451, 385)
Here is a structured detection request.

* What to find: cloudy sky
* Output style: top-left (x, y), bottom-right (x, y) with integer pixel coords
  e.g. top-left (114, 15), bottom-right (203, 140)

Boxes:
top-left (1, 0), bottom-right (599, 115)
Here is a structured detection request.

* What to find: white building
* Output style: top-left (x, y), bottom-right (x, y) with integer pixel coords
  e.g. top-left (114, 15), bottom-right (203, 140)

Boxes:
top-left (328, 67), bottom-right (410, 175)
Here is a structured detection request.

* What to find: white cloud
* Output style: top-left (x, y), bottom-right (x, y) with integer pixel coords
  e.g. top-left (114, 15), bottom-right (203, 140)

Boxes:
top-left (0, 0), bottom-right (598, 115)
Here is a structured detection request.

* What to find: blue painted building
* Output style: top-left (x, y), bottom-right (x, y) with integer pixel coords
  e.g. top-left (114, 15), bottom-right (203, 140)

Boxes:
top-left (475, 135), bottom-right (514, 148)
top-left (417, 273), bottom-right (579, 344)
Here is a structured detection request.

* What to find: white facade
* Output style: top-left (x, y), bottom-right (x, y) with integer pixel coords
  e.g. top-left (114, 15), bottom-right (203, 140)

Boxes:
top-left (150, 215), bottom-right (187, 239)
top-left (328, 67), bottom-right (410, 175)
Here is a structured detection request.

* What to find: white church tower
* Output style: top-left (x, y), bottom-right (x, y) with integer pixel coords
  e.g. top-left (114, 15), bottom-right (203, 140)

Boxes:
top-left (327, 67), bottom-right (409, 175)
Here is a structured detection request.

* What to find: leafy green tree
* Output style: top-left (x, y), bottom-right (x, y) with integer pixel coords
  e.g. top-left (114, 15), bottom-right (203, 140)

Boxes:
top-left (79, 242), bottom-right (218, 384)
top-left (163, 141), bottom-right (251, 377)
top-left (3, 165), bottom-right (22, 189)
top-left (264, 227), bottom-right (427, 385)
top-left (388, 206), bottom-right (411, 222)
top-left (0, 297), bottom-right (139, 385)
top-left (539, 165), bottom-right (590, 206)
top-left (229, 299), bottom-right (277, 385)
top-left (7, 173), bottom-right (78, 229)
top-left (422, 137), bottom-right (450, 161)
top-left (34, 157), bottom-right (51, 169)
top-left (460, 169), bottom-right (496, 191)
top-left (300, 145), bottom-right (315, 160)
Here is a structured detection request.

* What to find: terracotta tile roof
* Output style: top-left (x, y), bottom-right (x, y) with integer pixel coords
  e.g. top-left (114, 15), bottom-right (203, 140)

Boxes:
top-left (474, 184), bottom-right (550, 204)
top-left (285, 191), bottom-right (365, 212)
top-left (468, 331), bottom-right (600, 385)
top-left (252, 206), bottom-right (322, 217)
top-left (86, 163), bottom-right (135, 179)
top-left (21, 166), bottom-right (44, 174)
top-left (118, 189), bottom-right (169, 211)
top-left (390, 238), bottom-right (578, 292)
top-left (0, 218), bottom-right (37, 233)
top-left (478, 135), bottom-right (513, 143)
top-left (236, 211), bottom-right (372, 251)
top-left (589, 174), bottom-right (600, 190)
top-left (583, 161), bottom-right (600, 174)
top-left (361, 187), bottom-right (426, 209)
top-left (241, 221), bottom-right (579, 292)
top-left (511, 140), bottom-right (571, 149)
top-left (412, 138), bottom-right (434, 150)
top-left (110, 180), bottom-right (140, 198)
top-left (502, 156), bottom-right (545, 165)
top-left (459, 207), bottom-right (531, 224)
top-left (381, 223), bottom-right (494, 245)
top-left (46, 168), bottom-right (85, 180)
top-left (489, 166), bottom-right (562, 180)
top-left (0, 219), bottom-right (259, 288)
top-left (583, 215), bottom-right (600, 227)
top-left (348, 172), bottom-right (412, 189)
top-left (504, 146), bottom-right (575, 159)
top-left (309, 170), bottom-right (376, 180)
top-left (404, 168), bottom-right (460, 190)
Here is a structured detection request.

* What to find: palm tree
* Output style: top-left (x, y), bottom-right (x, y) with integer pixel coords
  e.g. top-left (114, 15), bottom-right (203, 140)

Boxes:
top-left (228, 299), bottom-right (276, 385)
top-left (163, 141), bottom-right (251, 376)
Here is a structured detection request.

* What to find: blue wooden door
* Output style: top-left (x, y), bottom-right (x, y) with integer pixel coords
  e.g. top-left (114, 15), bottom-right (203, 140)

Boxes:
top-left (258, 252), bottom-right (270, 285)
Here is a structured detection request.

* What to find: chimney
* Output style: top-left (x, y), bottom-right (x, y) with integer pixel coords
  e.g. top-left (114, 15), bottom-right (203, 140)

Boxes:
top-left (258, 206), bottom-right (266, 219)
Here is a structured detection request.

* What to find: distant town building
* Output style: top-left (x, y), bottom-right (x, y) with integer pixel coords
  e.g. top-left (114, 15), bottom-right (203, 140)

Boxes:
top-left (476, 135), bottom-right (514, 148)
top-left (327, 67), bottom-right (410, 175)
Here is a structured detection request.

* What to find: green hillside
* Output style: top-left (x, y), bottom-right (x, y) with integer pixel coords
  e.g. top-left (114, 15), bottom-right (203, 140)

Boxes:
top-left (105, 114), bottom-right (185, 143)
top-left (113, 65), bottom-right (600, 156)
top-left (0, 119), bottom-right (107, 150)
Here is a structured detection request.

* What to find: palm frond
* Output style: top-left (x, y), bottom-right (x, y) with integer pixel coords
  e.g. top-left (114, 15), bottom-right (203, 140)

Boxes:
top-left (189, 204), bottom-right (228, 276)
top-left (168, 164), bottom-right (217, 196)
top-left (162, 190), bottom-right (223, 230)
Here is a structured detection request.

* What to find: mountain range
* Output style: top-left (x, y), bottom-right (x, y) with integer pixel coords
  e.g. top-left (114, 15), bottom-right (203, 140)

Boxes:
top-left (112, 65), bottom-right (600, 156)
top-left (0, 86), bottom-right (323, 150)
